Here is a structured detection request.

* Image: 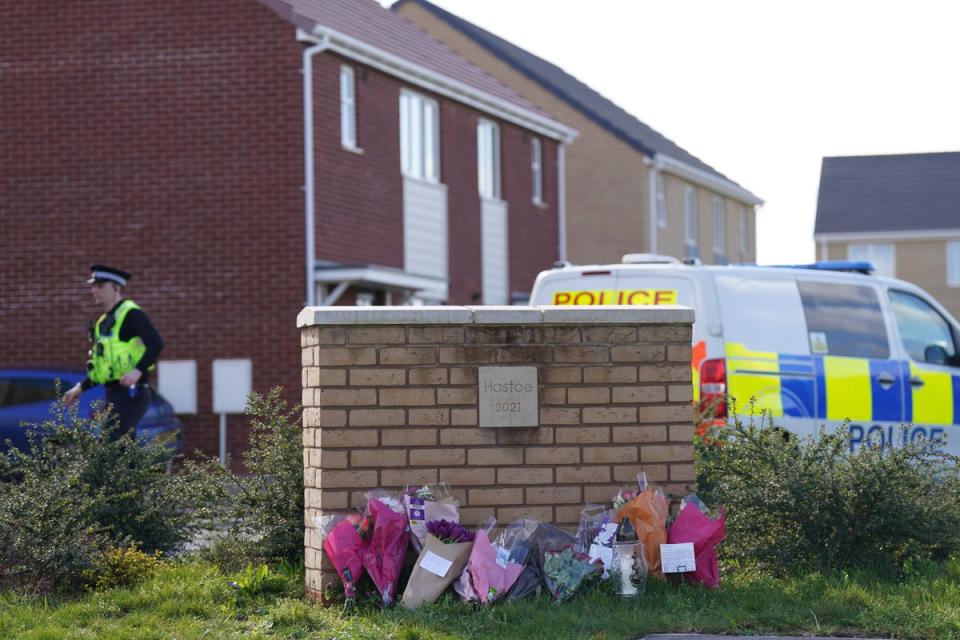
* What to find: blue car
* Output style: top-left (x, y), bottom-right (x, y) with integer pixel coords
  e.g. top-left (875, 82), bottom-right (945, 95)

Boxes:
top-left (0, 369), bottom-right (182, 455)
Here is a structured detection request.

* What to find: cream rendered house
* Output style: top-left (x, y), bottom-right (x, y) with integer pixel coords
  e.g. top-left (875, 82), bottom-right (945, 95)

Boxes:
top-left (814, 152), bottom-right (960, 319)
top-left (394, 0), bottom-right (763, 267)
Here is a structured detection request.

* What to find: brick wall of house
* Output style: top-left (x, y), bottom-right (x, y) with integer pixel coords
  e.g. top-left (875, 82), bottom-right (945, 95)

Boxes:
top-left (0, 0), bottom-right (307, 458)
top-left (394, 1), bottom-right (759, 267)
top-left (300, 306), bottom-right (695, 600)
top-left (1, 0), bottom-right (561, 459)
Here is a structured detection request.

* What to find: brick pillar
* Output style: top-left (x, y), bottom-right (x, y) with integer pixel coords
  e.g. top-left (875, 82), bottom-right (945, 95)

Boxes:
top-left (299, 306), bottom-right (695, 602)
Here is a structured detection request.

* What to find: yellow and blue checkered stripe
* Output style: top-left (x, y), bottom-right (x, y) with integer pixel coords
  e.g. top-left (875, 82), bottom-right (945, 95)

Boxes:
top-left (724, 343), bottom-right (960, 426)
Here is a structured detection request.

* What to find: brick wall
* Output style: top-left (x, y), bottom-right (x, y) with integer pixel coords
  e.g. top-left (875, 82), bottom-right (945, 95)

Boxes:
top-left (1, 0), bottom-right (561, 459)
top-left (395, 1), bottom-right (759, 266)
top-left (300, 305), bottom-right (695, 600)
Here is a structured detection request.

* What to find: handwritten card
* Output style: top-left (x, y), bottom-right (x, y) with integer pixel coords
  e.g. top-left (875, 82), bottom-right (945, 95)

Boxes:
top-left (418, 550), bottom-right (453, 578)
top-left (589, 543), bottom-right (614, 577)
top-left (660, 543), bottom-right (696, 573)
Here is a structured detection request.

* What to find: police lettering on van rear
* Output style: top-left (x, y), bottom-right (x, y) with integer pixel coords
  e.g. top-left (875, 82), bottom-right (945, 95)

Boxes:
top-left (529, 254), bottom-right (960, 456)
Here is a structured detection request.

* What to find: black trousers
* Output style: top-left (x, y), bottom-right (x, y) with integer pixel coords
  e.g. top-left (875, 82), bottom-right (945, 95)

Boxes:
top-left (104, 383), bottom-right (152, 441)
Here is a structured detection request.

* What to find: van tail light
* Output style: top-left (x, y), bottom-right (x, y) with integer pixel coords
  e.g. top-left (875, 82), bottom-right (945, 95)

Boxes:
top-left (699, 358), bottom-right (727, 421)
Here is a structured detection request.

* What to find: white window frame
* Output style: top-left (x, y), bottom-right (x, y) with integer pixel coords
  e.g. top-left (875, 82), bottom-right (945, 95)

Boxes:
top-left (740, 205), bottom-right (749, 258)
top-left (656, 173), bottom-right (667, 228)
top-left (684, 186), bottom-right (698, 248)
top-left (531, 137), bottom-right (543, 205)
top-left (713, 197), bottom-right (726, 255)
top-left (848, 242), bottom-right (895, 277)
top-left (339, 65), bottom-right (358, 150)
top-left (477, 118), bottom-right (501, 200)
top-left (948, 241), bottom-right (960, 287)
top-left (400, 90), bottom-right (440, 182)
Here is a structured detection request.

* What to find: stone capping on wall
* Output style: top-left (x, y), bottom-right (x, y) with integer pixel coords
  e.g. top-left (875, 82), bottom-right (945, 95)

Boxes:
top-left (300, 304), bottom-right (696, 601)
top-left (297, 304), bottom-right (695, 327)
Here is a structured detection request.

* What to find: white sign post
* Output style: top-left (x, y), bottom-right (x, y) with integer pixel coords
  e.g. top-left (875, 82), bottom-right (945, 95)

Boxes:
top-left (212, 359), bottom-right (252, 465)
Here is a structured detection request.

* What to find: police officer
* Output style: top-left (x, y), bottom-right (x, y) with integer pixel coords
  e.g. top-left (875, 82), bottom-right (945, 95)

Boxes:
top-left (64, 265), bottom-right (164, 440)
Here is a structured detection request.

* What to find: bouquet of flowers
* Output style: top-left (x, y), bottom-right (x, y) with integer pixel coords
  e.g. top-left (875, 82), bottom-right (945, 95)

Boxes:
top-left (317, 512), bottom-right (370, 604)
top-left (575, 505), bottom-right (617, 578)
top-left (403, 483), bottom-right (460, 552)
top-left (402, 519), bottom-right (475, 609)
top-left (360, 492), bottom-right (409, 607)
top-left (666, 495), bottom-right (726, 589)
top-left (614, 474), bottom-right (669, 576)
top-left (506, 520), bottom-right (575, 600)
top-left (542, 544), bottom-right (603, 602)
top-left (454, 521), bottom-right (526, 605)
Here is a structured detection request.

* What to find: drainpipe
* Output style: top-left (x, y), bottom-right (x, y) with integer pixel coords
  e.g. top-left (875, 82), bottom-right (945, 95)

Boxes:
top-left (301, 32), bottom-right (330, 307)
top-left (557, 143), bottom-right (567, 263)
top-left (647, 157), bottom-right (659, 254)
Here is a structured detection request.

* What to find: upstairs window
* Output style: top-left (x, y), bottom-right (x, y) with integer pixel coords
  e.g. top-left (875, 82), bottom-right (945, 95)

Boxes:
top-left (531, 137), bottom-right (543, 204)
top-left (948, 241), bottom-right (960, 287)
top-left (684, 186), bottom-right (698, 257)
top-left (656, 173), bottom-right (667, 228)
top-left (848, 243), bottom-right (895, 277)
top-left (740, 205), bottom-right (749, 258)
top-left (400, 90), bottom-right (439, 182)
top-left (339, 65), bottom-right (357, 149)
top-left (713, 197), bottom-right (726, 257)
top-left (477, 119), bottom-right (501, 199)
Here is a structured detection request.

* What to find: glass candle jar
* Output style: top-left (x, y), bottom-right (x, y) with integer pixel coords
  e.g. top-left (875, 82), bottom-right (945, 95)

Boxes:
top-left (611, 541), bottom-right (648, 597)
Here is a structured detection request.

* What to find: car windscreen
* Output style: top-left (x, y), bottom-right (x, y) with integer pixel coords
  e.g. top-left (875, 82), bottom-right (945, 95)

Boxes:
top-left (0, 378), bottom-right (59, 408)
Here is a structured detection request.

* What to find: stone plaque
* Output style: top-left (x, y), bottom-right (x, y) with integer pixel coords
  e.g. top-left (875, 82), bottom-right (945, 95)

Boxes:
top-left (478, 366), bottom-right (539, 428)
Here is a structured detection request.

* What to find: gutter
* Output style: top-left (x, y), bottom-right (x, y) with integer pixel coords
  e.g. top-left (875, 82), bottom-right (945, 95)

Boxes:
top-left (654, 154), bottom-right (763, 207)
top-left (299, 31), bottom-right (330, 307)
top-left (299, 26), bottom-right (577, 144)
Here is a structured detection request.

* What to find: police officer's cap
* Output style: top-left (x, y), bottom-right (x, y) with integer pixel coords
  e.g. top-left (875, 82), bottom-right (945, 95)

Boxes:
top-left (87, 264), bottom-right (131, 287)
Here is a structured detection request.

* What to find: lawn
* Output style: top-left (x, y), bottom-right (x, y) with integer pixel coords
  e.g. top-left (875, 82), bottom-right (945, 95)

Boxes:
top-left (2, 559), bottom-right (958, 640)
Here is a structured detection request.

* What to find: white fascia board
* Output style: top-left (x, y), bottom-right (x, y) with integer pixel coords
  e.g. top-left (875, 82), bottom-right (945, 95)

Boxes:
top-left (815, 229), bottom-right (960, 242)
top-left (654, 154), bottom-right (763, 206)
top-left (301, 27), bottom-right (577, 144)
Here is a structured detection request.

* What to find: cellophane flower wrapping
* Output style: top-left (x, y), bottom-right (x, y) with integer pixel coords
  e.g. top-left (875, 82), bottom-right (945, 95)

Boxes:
top-left (615, 486), bottom-right (669, 575)
top-left (360, 497), bottom-right (409, 607)
top-left (666, 495), bottom-right (726, 589)
top-left (506, 520), bottom-right (574, 600)
top-left (404, 484), bottom-right (460, 553)
top-left (542, 544), bottom-right (603, 602)
top-left (454, 527), bottom-right (526, 604)
top-left (317, 512), bottom-right (369, 602)
top-left (575, 505), bottom-right (617, 578)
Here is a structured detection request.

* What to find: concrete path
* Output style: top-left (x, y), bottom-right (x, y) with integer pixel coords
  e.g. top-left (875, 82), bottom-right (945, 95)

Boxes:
top-left (641, 635), bottom-right (890, 640)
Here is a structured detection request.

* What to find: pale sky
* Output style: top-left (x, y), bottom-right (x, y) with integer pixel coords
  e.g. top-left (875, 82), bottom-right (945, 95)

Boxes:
top-left (383, 0), bottom-right (960, 264)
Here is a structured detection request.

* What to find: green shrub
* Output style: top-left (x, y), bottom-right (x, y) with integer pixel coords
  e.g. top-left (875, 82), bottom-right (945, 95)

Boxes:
top-left (0, 399), bottom-right (221, 593)
top-left (91, 546), bottom-right (164, 590)
top-left (211, 388), bottom-right (304, 564)
top-left (697, 409), bottom-right (960, 575)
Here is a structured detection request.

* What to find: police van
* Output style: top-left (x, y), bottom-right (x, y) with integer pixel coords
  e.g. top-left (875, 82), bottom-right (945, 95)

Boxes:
top-left (529, 254), bottom-right (960, 456)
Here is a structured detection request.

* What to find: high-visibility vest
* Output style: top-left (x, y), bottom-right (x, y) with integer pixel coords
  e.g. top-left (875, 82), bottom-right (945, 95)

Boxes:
top-left (87, 299), bottom-right (147, 384)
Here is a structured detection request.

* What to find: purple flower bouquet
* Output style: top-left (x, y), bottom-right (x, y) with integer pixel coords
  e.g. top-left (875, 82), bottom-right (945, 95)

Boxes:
top-left (401, 519), bottom-right (476, 609)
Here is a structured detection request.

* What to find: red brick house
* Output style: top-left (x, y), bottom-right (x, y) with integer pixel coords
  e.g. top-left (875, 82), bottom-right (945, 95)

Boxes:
top-left (0, 0), bottom-right (574, 458)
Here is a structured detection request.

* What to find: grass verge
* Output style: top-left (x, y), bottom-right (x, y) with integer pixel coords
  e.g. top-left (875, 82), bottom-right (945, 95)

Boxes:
top-left (1, 559), bottom-right (958, 640)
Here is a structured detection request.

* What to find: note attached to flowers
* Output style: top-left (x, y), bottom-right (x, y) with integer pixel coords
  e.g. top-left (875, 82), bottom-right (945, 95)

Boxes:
top-left (659, 543), bottom-right (696, 573)
top-left (419, 550), bottom-right (453, 578)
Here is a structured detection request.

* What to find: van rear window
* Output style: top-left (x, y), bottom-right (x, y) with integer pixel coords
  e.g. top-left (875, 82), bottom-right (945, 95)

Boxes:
top-left (798, 281), bottom-right (889, 359)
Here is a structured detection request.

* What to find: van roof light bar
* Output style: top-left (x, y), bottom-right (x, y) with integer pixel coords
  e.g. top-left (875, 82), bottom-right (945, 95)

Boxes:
top-left (771, 260), bottom-right (876, 275)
